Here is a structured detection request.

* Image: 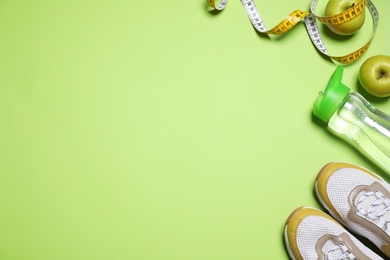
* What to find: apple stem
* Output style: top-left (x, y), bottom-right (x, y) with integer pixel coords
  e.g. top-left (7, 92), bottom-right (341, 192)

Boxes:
top-left (378, 70), bottom-right (388, 79)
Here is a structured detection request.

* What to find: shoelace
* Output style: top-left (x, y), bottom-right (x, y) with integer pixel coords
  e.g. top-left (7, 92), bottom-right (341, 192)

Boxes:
top-left (356, 190), bottom-right (390, 232)
top-left (327, 242), bottom-right (357, 260)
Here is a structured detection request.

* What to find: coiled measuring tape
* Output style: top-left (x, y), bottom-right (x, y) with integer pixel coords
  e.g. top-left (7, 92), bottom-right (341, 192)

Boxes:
top-left (207, 0), bottom-right (379, 64)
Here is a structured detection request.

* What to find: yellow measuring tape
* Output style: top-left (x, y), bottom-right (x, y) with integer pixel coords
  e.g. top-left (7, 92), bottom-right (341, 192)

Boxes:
top-left (207, 0), bottom-right (379, 64)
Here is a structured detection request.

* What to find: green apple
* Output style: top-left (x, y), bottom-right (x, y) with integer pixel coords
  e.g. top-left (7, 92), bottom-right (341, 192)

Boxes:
top-left (359, 55), bottom-right (390, 97)
top-left (325, 0), bottom-right (365, 36)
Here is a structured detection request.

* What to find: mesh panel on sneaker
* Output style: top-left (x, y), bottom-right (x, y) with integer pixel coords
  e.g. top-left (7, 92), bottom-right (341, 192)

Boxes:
top-left (295, 215), bottom-right (343, 258)
top-left (324, 168), bottom-right (387, 247)
top-left (326, 168), bottom-right (375, 218)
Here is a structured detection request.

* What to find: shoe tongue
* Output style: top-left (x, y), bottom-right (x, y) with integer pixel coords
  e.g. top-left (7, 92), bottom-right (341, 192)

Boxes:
top-left (322, 239), bottom-right (355, 259)
top-left (356, 191), bottom-right (378, 215)
top-left (384, 211), bottom-right (390, 231)
top-left (356, 190), bottom-right (390, 230)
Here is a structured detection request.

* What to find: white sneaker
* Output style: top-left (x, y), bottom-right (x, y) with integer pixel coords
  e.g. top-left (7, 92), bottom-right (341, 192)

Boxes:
top-left (315, 161), bottom-right (390, 258)
top-left (284, 206), bottom-right (383, 259)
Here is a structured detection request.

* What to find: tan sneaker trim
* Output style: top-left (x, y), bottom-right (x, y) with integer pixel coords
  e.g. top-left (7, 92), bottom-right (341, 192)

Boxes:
top-left (348, 182), bottom-right (390, 244)
top-left (316, 233), bottom-right (370, 259)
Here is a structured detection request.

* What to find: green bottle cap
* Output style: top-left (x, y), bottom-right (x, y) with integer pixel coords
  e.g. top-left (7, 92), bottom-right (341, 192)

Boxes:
top-left (313, 66), bottom-right (351, 123)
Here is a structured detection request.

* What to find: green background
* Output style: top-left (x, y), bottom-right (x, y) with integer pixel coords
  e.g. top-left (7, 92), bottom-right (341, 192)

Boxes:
top-left (1, 0), bottom-right (389, 259)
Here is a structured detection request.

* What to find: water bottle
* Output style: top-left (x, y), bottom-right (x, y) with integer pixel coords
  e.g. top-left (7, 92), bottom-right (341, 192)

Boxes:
top-left (313, 66), bottom-right (390, 174)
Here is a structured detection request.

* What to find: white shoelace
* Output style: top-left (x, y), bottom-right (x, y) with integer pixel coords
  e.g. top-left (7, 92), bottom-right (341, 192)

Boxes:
top-left (327, 242), bottom-right (357, 260)
top-left (356, 190), bottom-right (390, 232)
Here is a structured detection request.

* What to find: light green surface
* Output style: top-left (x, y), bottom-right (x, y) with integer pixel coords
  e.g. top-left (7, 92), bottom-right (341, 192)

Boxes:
top-left (0, 0), bottom-right (389, 259)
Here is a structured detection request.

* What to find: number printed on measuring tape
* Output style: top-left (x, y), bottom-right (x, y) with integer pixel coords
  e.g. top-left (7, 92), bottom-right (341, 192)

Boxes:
top-left (207, 0), bottom-right (379, 64)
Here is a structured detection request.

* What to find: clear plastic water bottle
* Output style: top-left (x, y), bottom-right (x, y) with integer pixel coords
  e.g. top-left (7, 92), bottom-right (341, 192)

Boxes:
top-left (313, 66), bottom-right (390, 174)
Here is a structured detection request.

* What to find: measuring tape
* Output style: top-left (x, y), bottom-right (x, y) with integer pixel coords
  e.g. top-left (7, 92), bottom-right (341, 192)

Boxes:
top-left (207, 0), bottom-right (379, 64)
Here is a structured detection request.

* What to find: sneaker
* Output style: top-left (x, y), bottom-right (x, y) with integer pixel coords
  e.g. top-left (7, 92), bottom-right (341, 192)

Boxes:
top-left (315, 161), bottom-right (390, 258)
top-left (283, 206), bottom-right (383, 259)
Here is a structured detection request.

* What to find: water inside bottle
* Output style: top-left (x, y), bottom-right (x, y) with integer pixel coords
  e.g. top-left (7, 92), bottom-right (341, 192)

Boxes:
top-left (328, 93), bottom-right (390, 174)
